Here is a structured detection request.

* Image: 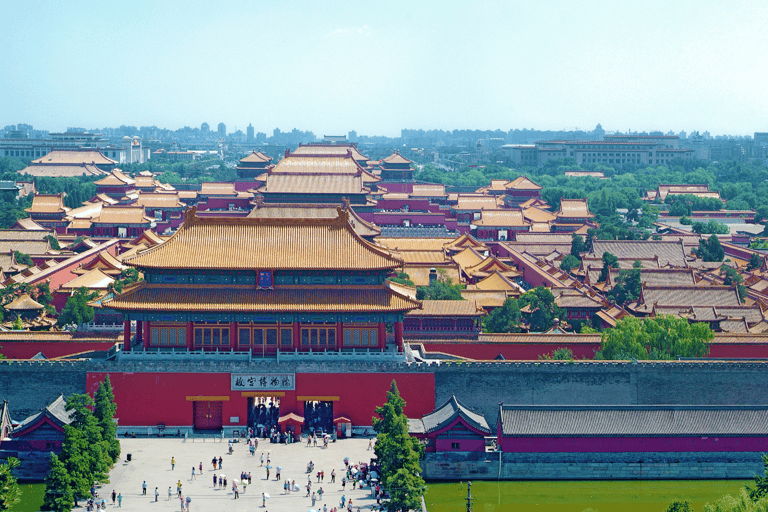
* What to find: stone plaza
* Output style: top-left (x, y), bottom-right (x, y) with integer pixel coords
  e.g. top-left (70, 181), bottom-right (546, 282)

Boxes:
top-left (90, 436), bottom-right (378, 512)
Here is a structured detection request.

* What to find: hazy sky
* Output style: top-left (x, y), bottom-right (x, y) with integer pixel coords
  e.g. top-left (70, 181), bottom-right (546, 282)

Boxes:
top-left (2, 0), bottom-right (767, 137)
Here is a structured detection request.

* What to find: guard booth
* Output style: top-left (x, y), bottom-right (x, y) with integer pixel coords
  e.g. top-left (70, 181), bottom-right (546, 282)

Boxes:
top-left (278, 412), bottom-right (304, 441)
top-left (334, 416), bottom-right (352, 438)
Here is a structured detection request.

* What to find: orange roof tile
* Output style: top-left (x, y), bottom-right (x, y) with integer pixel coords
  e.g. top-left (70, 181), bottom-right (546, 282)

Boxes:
top-left (5, 293), bottom-right (44, 310)
top-left (556, 198), bottom-right (594, 218)
top-left (31, 150), bottom-right (117, 166)
top-left (506, 176), bottom-right (542, 190)
top-left (94, 169), bottom-right (135, 186)
top-left (382, 151), bottom-right (412, 165)
top-left (240, 150), bottom-right (273, 163)
top-left (474, 209), bottom-right (530, 227)
top-left (407, 300), bottom-right (484, 317)
top-left (104, 284), bottom-right (419, 313)
top-left (25, 194), bottom-right (69, 214)
top-left (292, 144), bottom-right (369, 162)
top-left (200, 182), bottom-right (237, 196)
top-left (94, 207), bottom-right (153, 225)
top-left (260, 174), bottom-right (366, 194)
top-left (452, 247), bottom-right (485, 270)
top-left (19, 164), bottom-right (108, 178)
top-left (273, 154), bottom-right (363, 175)
top-left (124, 207), bottom-right (402, 271)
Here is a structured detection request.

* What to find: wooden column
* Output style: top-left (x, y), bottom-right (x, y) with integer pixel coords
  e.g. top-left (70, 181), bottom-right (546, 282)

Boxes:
top-left (143, 320), bottom-right (151, 350)
top-left (378, 322), bottom-right (386, 350)
top-left (186, 321), bottom-right (194, 350)
top-left (336, 322), bottom-right (343, 350)
top-left (293, 322), bottom-right (300, 351)
top-left (123, 320), bottom-right (131, 352)
top-left (394, 321), bottom-right (404, 352)
top-left (230, 322), bottom-right (237, 350)
top-left (136, 320), bottom-right (143, 346)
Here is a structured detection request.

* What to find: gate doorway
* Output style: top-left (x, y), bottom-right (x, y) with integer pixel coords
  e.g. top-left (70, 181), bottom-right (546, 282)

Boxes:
top-left (304, 401), bottom-right (333, 434)
top-left (248, 396), bottom-right (280, 435)
top-left (193, 401), bottom-right (223, 430)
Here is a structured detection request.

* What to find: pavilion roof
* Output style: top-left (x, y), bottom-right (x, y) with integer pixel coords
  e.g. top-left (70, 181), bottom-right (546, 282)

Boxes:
top-left (522, 206), bottom-right (557, 223)
top-left (25, 194), bottom-right (69, 214)
top-left (11, 217), bottom-right (47, 231)
top-left (31, 150), bottom-right (116, 166)
top-left (260, 174), bottom-right (367, 195)
top-left (124, 207), bottom-right (402, 271)
top-left (471, 271), bottom-right (519, 292)
top-left (19, 164), bottom-right (108, 178)
top-left (103, 283), bottom-right (419, 313)
top-left (240, 150), bottom-right (273, 163)
top-left (407, 300), bottom-right (485, 317)
top-left (452, 247), bottom-right (485, 270)
top-left (13, 395), bottom-right (73, 435)
top-left (200, 182), bottom-right (237, 196)
top-left (506, 176), bottom-right (542, 190)
top-left (419, 395), bottom-right (490, 434)
top-left (94, 169), bottom-right (135, 186)
top-left (93, 207), bottom-right (153, 225)
top-left (60, 268), bottom-right (115, 290)
top-left (381, 151), bottom-right (412, 165)
top-left (5, 293), bottom-right (44, 310)
top-left (556, 198), bottom-right (594, 218)
top-left (474, 209), bottom-right (530, 228)
top-left (443, 233), bottom-right (489, 252)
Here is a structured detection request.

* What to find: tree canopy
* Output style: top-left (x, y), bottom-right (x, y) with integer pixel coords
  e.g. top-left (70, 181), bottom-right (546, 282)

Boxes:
top-left (597, 315), bottom-right (712, 360)
top-left (483, 287), bottom-right (565, 333)
top-left (696, 235), bottom-right (725, 262)
top-left (57, 288), bottom-right (98, 327)
top-left (0, 457), bottom-right (21, 510)
top-left (372, 381), bottom-right (425, 512)
top-left (416, 276), bottom-right (464, 301)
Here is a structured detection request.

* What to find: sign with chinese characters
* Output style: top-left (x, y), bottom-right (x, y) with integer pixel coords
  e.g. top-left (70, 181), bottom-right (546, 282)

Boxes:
top-left (257, 271), bottom-right (273, 290)
top-left (231, 373), bottom-right (295, 391)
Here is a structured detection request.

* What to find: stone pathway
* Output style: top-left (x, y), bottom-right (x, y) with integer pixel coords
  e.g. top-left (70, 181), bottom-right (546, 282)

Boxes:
top-left (82, 437), bottom-right (379, 512)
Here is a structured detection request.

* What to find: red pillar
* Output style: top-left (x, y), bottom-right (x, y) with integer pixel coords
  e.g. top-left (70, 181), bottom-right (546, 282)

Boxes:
top-left (143, 320), bottom-right (151, 349)
top-left (394, 321), bottom-right (404, 352)
top-left (378, 322), bottom-right (386, 350)
top-left (136, 320), bottom-right (143, 347)
top-left (292, 320), bottom-right (301, 350)
top-left (123, 320), bottom-right (131, 352)
top-left (336, 322), bottom-right (343, 350)
top-left (229, 322), bottom-right (237, 350)
top-left (186, 321), bottom-right (194, 350)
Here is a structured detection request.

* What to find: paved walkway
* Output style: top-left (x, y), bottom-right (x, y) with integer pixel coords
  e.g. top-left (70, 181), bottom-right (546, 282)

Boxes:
top-left (85, 437), bottom-right (379, 512)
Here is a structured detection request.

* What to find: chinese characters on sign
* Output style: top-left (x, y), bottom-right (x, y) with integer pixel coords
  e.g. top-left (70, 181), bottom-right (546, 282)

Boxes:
top-left (231, 373), bottom-right (295, 391)
top-left (257, 271), bottom-right (273, 290)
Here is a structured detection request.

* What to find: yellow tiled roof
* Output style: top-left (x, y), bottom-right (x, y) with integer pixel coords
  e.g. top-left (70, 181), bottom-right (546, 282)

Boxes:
top-left (443, 233), bottom-right (488, 252)
top-left (407, 299), bottom-right (484, 317)
top-left (25, 194), bottom-right (69, 214)
top-left (395, 251), bottom-right (448, 264)
top-left (248, 204), bottom-right (380, 238)
top-left (65, 202), bottom-right (103, 220)
top-left (557, 198), bottom-right (595, 218)
top-left (200, 182), bottom-right (237, 196)
top-left (474, 209), bottom-right (530, 227)
top-left (472, 271), bottom-right (519, 291)
top-left (411, 184), bottom-right (446, 197)
top-left (124, 208), bottom-right (402, 271)
top-left (522, 206), bottom-right (557, 223)
top-left (375, 238), bottom-right (448, 252)
top-left (31, 150), bottom-right (117, 166)
top-left (272, 155), bottom-right (362, 175)
top-left (67, 219), bottom-right (93, 230)
top-left (455, 195), bottom-right (500, 211)
top-left (94, 169), bottom-right (135, 186)
top-left (104, 284), bottom-right (419, 313)
top-left (60, 268), bottom-right (115, 290)
top-left (135, 193), bottom-right (184, 208)
top-left (261, 174), bottom-right (366, 194)
top-left (240, 150), bottom-right (272, 163)
top-left (465, 256), bottom-right (513, 275)
top-left (506, 176), bottom-right (542, 190)
top-left (452, 247), bottom-right (485, 270)
top-left (382, 151), bottom-right (412, 164)
top-left (292, 144), bottom-right (369, 162)
top-left (94, 207), bottom-right (153, 225)
top-left (5, 293), bottom-right (44, 310)
top-left (19, 164), bottom-right (108, 177)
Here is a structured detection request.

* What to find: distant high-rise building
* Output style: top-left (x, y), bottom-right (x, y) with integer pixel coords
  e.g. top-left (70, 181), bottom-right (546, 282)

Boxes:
top-left (348, 130), bottom-right (357, 143)
top-left (218, 123), bottom-right (226, 138)
top-left (247, 123), bottom-right (254, 142)
top-left (201, 122), bottom-right (210, 133)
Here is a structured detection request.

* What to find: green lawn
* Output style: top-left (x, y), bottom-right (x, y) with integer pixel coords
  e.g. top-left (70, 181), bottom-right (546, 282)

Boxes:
top-left (424, 480), bottom-right (752, 512)
top-left (10, 484), bottom-right (45, 512)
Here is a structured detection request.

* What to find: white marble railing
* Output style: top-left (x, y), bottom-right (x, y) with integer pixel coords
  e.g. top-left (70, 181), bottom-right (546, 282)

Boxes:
top-left (116, 347), bottom-right (406, 362)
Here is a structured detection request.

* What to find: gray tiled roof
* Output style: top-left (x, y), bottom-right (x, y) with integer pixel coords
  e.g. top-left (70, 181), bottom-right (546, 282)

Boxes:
top-left (13, 394), bottom-right (72, 433)
top-left (590, 240), bottom-right (688, 267)
top-left (499, 405), bottom-right (768, 436)
top-left (421, 395), bottom-right (490, 434)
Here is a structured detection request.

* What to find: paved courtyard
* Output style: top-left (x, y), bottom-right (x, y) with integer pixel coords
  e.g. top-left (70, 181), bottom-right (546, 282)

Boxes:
top-left (84, 436), bottom-right (379, 512)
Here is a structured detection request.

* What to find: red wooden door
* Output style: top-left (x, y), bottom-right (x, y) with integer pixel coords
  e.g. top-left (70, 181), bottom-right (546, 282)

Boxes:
top-left (194, 401), bottom-right (223, 430)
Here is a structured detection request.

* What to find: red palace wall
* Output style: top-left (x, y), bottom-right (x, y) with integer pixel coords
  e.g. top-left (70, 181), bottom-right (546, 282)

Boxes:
top-left (0, 341), bottom-right (117, 359)
top-left (86, 371), bottom-right (435, 428)
top-left (500, 436), bottom-right (768, 453)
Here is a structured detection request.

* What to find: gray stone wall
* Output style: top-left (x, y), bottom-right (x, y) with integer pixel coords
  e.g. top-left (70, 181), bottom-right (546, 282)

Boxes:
top-left (422, 451), bottom-right (766, 480)
top-left (0, 361), bottom-right (89, 420)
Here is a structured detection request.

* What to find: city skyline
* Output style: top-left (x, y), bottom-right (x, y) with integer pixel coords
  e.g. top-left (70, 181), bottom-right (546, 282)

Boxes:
top-left (2, 0), bottom-right (767, 137)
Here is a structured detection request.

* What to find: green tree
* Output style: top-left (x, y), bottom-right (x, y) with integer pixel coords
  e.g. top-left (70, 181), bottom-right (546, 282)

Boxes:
top-left (0, 456), bottom-right (21, 511)
top-left (388, 272), bottom-right (415, 287)
top-left (372, 381), bottom-right (425, 512)
top-left (13, 251), bottom-right (32, 266)
top-left (666, 500), bottom-right (693, 512)
top-left (483, 297), bottom-right (523, 333)
top-left (519, 287), bottom-right (565, 332)
top-left (597, 315), bottom-right (712, 360)
top-left (747, 454), bottom-right (768, 502)
top-left (696, 235), bottom-right (725, 262)
top-left (45, 235), bottom-right (61, 251)
top-left (607, 261), bottom-right (642, 306)
top-left (108, 268), bottom-right (142, 294)
top-left (40, 453), bottom-right (73, 512)
top-left (702, 487), bottom-right (768, 512)
top-left (416, 276), bottom-right (464, 300)
top-left (598, 251), bottom-right (619, 283)
top-left (560, 254), bottom-right (580, 273)
top-left (747, 253), bottom-right (763, 272)
top-left (59, 426), bottom-right (91, 507)
top-left (57, 287), bottom-right (98, 326)
top-left (721, 265), bottom-right (747, 303)
top-left (539, 347), bottom-right (575, 360)
top-left (680, 215), bottom-right (693, 225)
top-left (93, 376), bottom-right (120, 463)
top-left (570, 234), bottom-right (587, 258)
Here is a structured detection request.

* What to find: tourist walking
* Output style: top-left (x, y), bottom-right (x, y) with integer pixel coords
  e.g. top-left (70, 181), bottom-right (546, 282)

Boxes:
top-left (233, 482), bottom-right (239, 499)
top-left (199, 462), bottom-right (203, 474)
top-left (168, 487), bottom-right (172, 500)
top-left (211, 457), bottom-right (217, 470)
top-left (262, 492), bottom-right (266, 507)
top-left (154, 487), bottom-right (159, 502)
top-left (312, 492), bottom-right (317, 506)
top-left (111, 490), bottom-right (116, 505)
top-left (341, 494), bottom-right (346, 507)
top-left (171, 456), bottom-right (175, 470)
top-left (213, 473), bottom-right (217, 487)
top-left (142, 481), bottom-right (147, 495)
top-left (191, 467), bottom-right (196, 480)
top-left (218, 456), bottom-right (223, 469)
top-left (117, 493), bottom-right (122, 507)
top-left (331, 469), bottom-right (336, 483)
top-left (260, 452), bottom-right (264, 465)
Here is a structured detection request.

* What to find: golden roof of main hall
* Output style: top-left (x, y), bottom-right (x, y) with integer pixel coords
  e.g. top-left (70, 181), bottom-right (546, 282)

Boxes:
top-left (25, 194), bottom-right (69, 214)
top-left (260, 174), bottom-right (367, 195)
top-left (124, 207), bottom-right (403, 271)
top-left (239, 150), bottom-right (273, 163)
top-left (94, 169), bottom-right (135, 186)
top-left (31, 150), bottom-right (117, 166)
top-left (103, 283), bottom-right (419, 313)
top-left (292, 144), bottom-right (369, 162)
